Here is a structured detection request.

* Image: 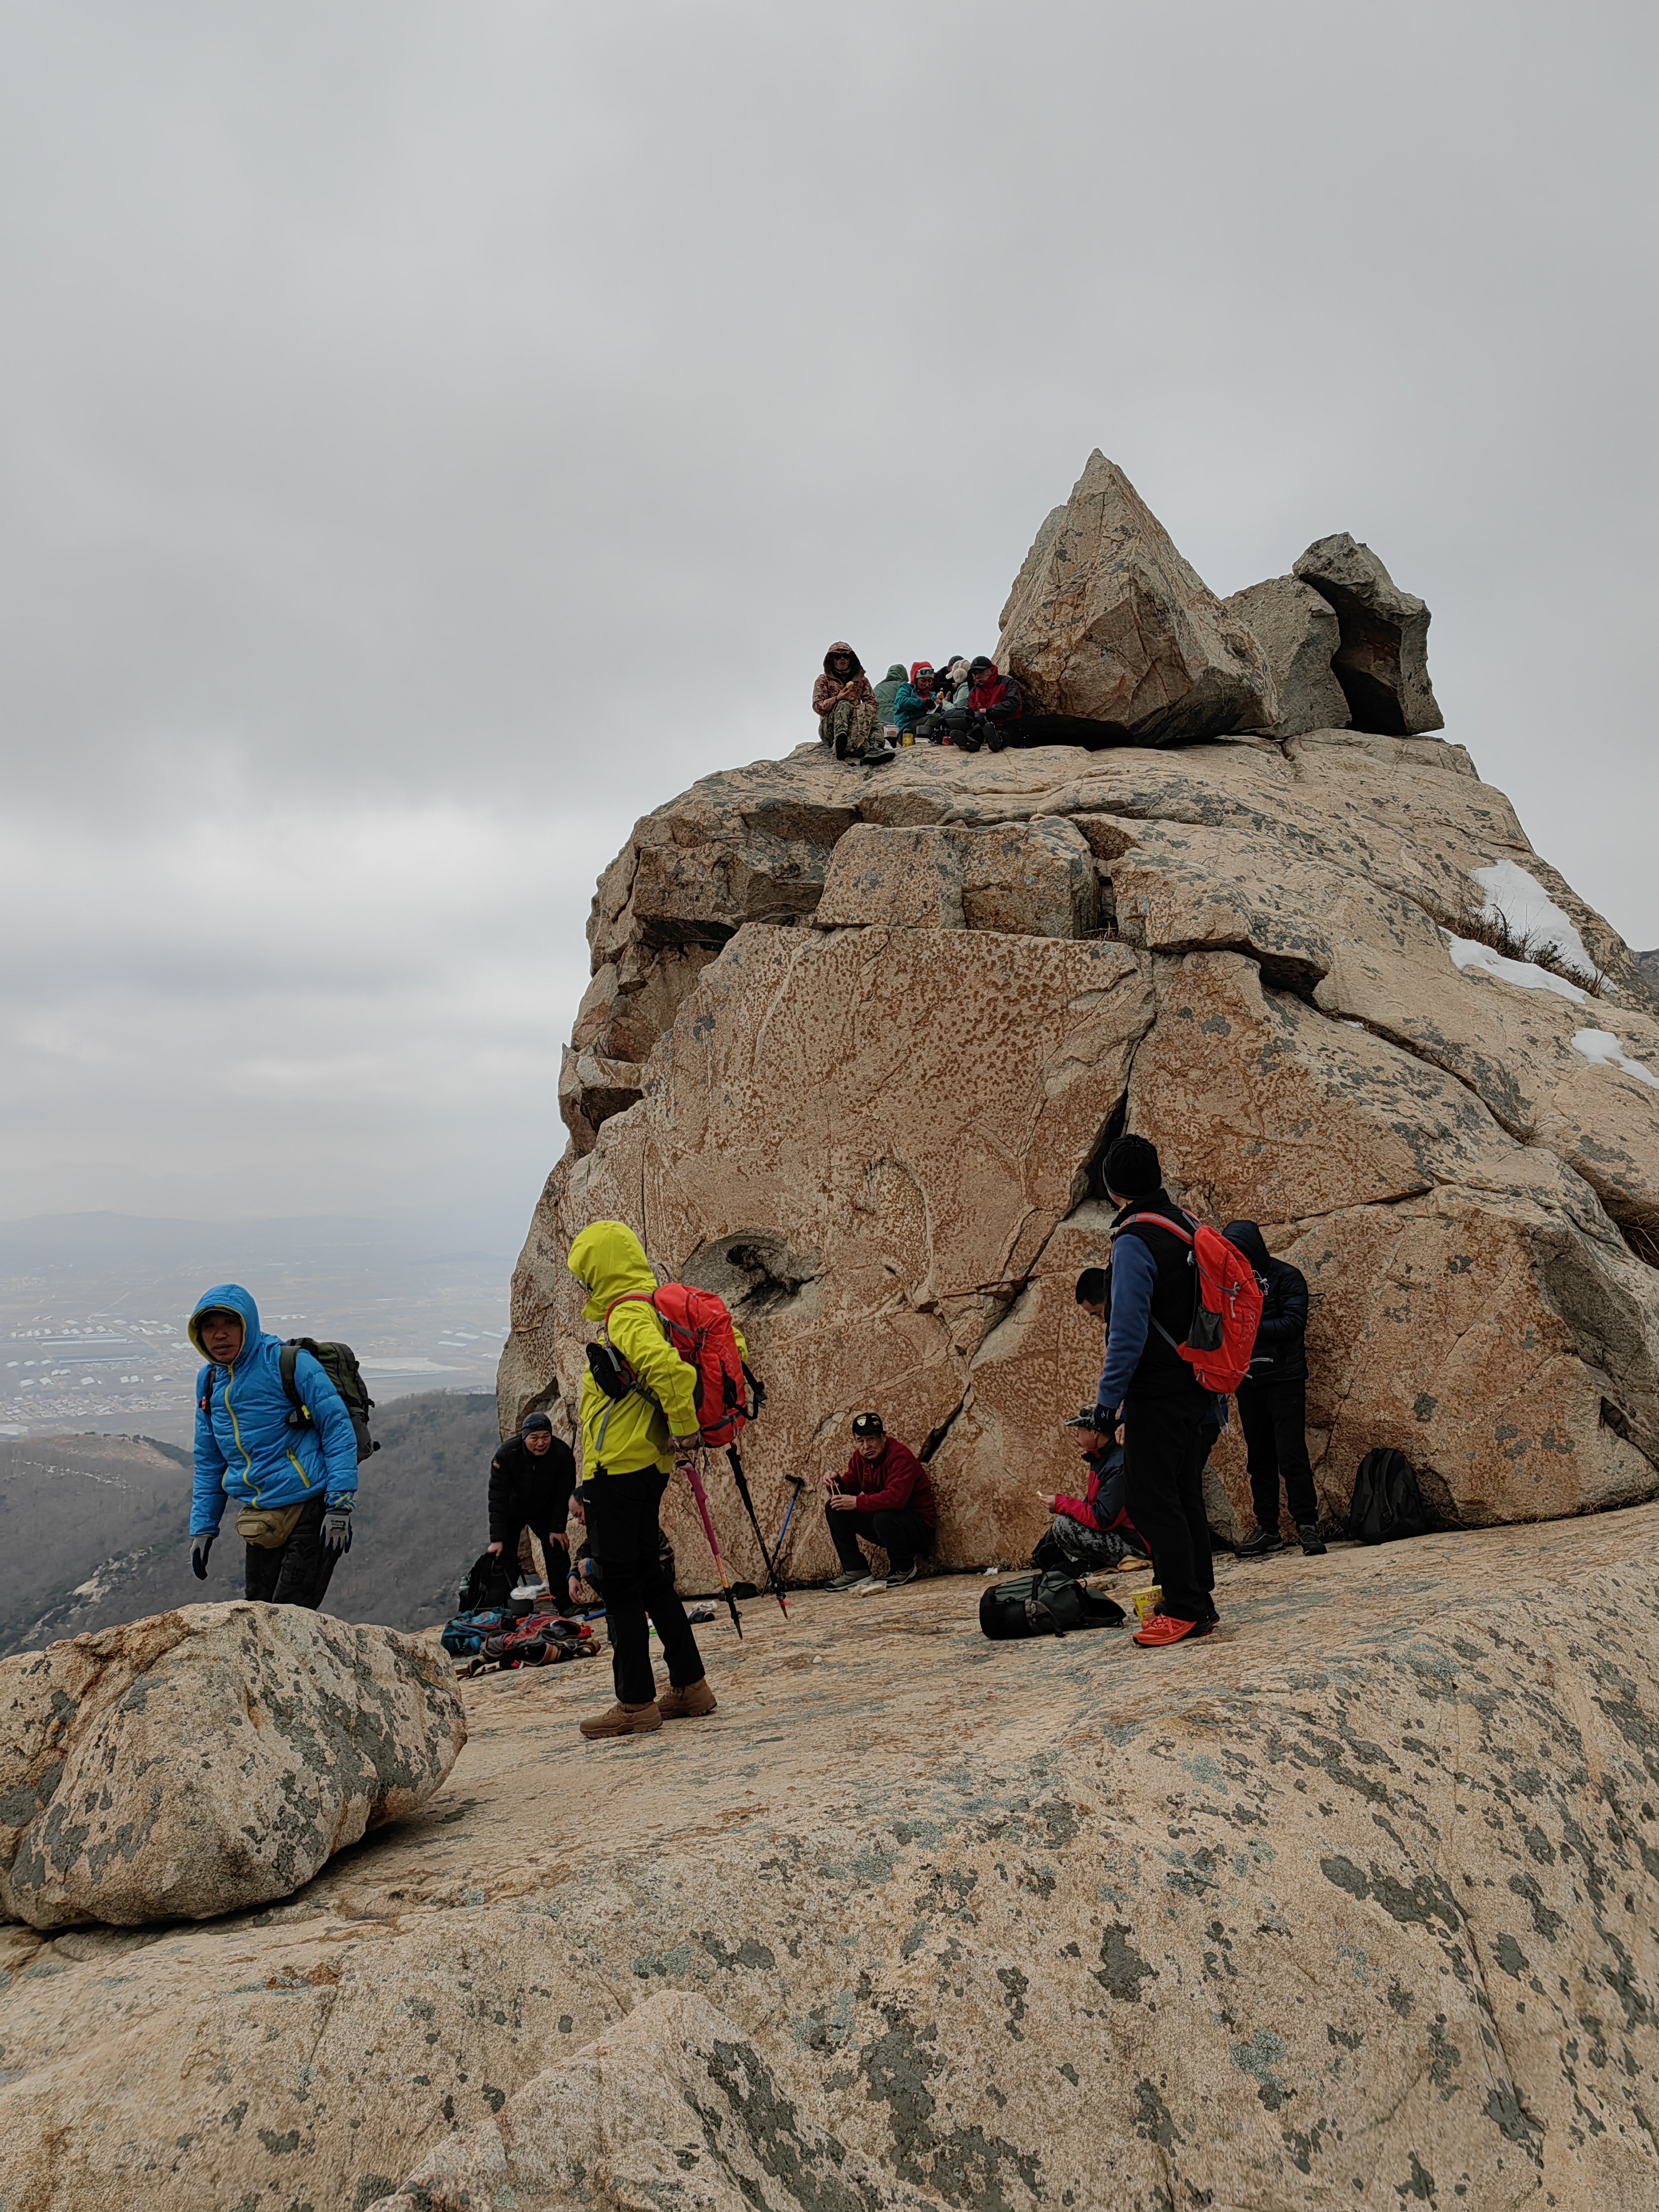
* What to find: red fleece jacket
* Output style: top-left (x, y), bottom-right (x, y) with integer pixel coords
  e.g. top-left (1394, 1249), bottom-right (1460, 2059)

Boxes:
top-left (832, 1438), bottom-right (938, 1526)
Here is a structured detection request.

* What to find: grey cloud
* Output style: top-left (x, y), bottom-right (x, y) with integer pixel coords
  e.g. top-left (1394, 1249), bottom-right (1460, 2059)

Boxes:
top-left (0, 0), bottom-right (1652, 1226)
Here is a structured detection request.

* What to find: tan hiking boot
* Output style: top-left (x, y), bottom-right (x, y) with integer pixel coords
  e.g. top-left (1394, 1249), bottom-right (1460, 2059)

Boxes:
top-left (578, 1699), bottom-right (662, 1739)
top-left (658, 1678), bottom-right (718, 1721)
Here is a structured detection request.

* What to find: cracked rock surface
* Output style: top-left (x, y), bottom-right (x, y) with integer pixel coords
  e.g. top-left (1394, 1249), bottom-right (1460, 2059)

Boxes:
top-left (512, 727), bottom-right (1659, 1579)
top-left (5, 1522), bottom-right (1659, 2208)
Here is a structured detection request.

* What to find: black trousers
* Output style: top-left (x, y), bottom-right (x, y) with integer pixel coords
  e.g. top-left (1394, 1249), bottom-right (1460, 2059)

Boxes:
top-left (496, 1517), bottom-right (568, 1585)
top-left (245, 1494), bottom-right (337, 1610)
top-left (826, 1505), bottom-right (935, 1576)
top-left (1122, 1391), bottom-right (1214, 1624)
top-left (584, 1469), bottom-right (705, 1706)
top-left (1238, 1378), bottom-right (1318, 1529)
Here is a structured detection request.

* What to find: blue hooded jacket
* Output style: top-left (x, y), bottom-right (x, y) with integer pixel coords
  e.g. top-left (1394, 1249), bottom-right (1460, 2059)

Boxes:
top-left (188, 1283), bottom-right (359, 1536)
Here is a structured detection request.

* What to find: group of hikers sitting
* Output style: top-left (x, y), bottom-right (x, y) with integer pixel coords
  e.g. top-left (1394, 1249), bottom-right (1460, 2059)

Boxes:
top-left (184, 1132), bottom-right (1317, 1738)
top-left (813, 642), bottom-right (1024, 765)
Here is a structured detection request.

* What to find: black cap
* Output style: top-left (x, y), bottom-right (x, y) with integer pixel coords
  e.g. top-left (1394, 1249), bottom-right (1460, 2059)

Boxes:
top-left (521, 1412), bottom-right (553, 1437)
top-left (852, 1411), bottom-right (885, 1438)
top-left (968, 655), bottom-right (996, 675)
top-left (1103, 1134), bottom-right (1162, 1198)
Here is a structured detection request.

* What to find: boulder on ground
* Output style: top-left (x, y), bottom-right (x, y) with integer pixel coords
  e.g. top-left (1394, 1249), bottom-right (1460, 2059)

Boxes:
top-left (0, 1602), bottom-right (466, 1930)
top-left (994, 451), bottom-right (1278, 744)
top-left (1293, 531), bottom-right (1445, 734)
top-left (1223, 572), bottom-right (1350, 735)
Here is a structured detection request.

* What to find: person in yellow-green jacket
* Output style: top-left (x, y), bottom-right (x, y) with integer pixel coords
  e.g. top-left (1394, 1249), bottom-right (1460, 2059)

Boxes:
top-left (567, 1219), bottom-right (721, 1739)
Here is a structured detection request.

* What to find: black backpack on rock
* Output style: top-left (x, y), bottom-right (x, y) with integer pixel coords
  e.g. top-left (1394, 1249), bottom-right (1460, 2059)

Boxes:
top-left (979, 1571), bottom-right (1125, 1641)
top-left (1347, 1448), bottom-right (1434, 1545)
top-left (460, 1549), bottom-right (518, 1613)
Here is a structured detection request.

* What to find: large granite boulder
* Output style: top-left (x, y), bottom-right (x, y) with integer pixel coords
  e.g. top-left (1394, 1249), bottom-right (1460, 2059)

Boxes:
top-left (1223, 571), bottom-right (1351, 735)
top-left (1294, 530), bottom-right (1446, 734)
top-left (0, 1603), bottom-right (466, 1929)
top-left (993, 450), bottom-right (1278, 744)
top-left (505, 732), bottom-right (1659, 1575)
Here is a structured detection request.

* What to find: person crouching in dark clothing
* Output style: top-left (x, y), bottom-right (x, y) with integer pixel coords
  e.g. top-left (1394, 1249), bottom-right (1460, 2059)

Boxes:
top-left (1085, 1135), bottom-right (1218, 1648)
top-left (824, 1412), bottom-right (937, 1591)
top-left (488, 1413), bottom-right (578, 1592)
top-left (1223, 1221), bottom-right (1326, 1559)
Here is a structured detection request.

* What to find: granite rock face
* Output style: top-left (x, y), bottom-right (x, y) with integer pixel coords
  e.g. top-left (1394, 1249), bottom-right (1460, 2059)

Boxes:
top-left (517, 728), bottom-right (1659, 1577)
top-left (8, 1519), bottom-right (1659, 2210)
top-left (1294, 530), bottom-right (1446, 735)
top-left (0, 1603), bottom-right (466, 1929)
top-left (993, 450), bottom-right (1278, 744)
top-left (1223, 571), bottom-right (1351, 736)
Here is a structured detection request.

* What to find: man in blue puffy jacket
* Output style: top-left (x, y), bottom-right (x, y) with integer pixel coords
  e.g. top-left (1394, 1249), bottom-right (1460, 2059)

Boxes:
top-left (188, 1283), bottom-right (361, 1608)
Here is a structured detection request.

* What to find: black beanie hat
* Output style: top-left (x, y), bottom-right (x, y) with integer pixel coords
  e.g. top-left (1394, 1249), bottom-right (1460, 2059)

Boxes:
top-left (521, 1412), bottom-right (554, 1436)
top-left (1103, 1134), bottom-right (1161, 1198)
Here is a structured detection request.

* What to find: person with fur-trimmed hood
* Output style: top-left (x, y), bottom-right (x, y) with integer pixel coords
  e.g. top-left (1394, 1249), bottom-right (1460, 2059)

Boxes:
top-left (813, 643), bottom-right (891, 764)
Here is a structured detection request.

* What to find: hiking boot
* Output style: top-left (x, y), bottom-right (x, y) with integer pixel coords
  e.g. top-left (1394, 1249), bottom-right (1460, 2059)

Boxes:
top-left (864, 744), bottom-right (896, 768)
top-left (1132, 1613), bottom-right (1207, 1648)
top-left (657, 1678), bottom-right (718, 1721)
top-left (578, 1699), bottom-right (662, 1739)
top-left (1236, 1526), bottom-right (1285, 1559)
top-left (1297, 1523), bottom-right (1327, 1556)
top-left (886, 1563), bottom-right (919, 1588)
top-left (826, 1569), bottom-right (866, 1591)
top-left (986, 726), bottom-right (1006, 752)
top-left (834, 730), bottom-right (849, 761)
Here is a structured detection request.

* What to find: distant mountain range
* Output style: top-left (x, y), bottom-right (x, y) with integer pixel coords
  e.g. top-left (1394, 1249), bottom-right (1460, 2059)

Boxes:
top-left (0, 1388), bottom-right (504, 1655)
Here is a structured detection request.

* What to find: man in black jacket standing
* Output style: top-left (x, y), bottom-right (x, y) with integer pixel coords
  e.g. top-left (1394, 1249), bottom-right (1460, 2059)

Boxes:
top-left (1084, 1135), bottom-right (1219, 1649)
top-left (488, 1413), bottom-right (578, 1589)
top-left (1224, 1222), bottom-right (1326, 1559)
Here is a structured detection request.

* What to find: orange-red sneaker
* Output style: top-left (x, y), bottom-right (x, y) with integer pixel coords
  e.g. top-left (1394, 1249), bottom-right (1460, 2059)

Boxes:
top-left (1132, 1613), bottom-right (1207, 1648)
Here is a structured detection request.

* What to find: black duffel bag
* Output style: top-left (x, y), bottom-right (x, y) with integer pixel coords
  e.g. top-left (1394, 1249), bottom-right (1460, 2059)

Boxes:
top-left (979, 1570), bottom-right (1125, 1641)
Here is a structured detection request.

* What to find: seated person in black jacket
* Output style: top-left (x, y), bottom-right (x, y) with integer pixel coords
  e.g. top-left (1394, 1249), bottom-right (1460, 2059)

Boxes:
top-left (488, 1413), bottom-right (579, 1591)
top-left (1223, 1222), bottom-right (1326, 1559)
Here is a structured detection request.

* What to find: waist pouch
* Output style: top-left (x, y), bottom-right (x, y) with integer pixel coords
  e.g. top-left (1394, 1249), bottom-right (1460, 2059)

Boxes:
top-left (237, 1502), bottom-right (305, 1549)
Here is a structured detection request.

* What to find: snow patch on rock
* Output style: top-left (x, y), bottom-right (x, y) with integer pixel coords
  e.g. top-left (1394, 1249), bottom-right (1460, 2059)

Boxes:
top-left (1572, 1028), bottom-right (1659, 1090)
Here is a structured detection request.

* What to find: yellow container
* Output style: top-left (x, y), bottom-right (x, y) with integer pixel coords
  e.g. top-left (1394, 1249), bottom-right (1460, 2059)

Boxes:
top-left (900, 729), bottom-right (914, 746)
top-left (1131, 1585), bottom-right (1163, 1623)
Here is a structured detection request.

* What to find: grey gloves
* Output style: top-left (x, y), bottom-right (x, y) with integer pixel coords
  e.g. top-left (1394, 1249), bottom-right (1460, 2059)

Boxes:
top-left (321, 1505), bottom-right (354, 1556)
top-left (190, 1532), bottom-right (215, 1580)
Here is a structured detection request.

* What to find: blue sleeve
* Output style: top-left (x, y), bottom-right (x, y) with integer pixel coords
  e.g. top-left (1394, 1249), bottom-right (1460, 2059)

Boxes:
top-left (191, 1366), bottom-right (230, 1536)
top-left (1097, 1238), bottom-right (1158, 1411)
top-left (292, 1350), bottom-right (360, 1505)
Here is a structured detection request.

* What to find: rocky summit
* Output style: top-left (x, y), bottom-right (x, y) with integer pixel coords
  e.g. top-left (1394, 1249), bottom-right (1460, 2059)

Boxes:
top-left (2, 1519), bottom-right (1658, 2207)
top-left (510, 455), bottom-right (1659, 1589)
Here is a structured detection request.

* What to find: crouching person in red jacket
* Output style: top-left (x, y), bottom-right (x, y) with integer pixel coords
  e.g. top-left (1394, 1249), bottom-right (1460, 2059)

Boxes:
top-left (823, 1412), bottom-right (938, 1593)
top-left (1034, 1434), bottom-right (1151, 1574)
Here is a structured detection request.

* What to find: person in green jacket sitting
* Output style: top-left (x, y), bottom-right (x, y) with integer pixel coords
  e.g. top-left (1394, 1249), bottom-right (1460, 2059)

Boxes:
top-left (872, 662), bottom-right (907, 734)
top-left (567, 1219), bottom-right (730, 1739)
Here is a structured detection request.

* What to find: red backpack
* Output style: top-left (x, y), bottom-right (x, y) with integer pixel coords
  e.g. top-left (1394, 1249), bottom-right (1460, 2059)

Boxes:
top-left (603, 1284), bottom-right (763, 1448)
top-left (1112, 1213), bottom-right (1263, 1394)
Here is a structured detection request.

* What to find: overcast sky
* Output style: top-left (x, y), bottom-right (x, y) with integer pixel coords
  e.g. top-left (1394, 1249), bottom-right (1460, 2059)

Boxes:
top-left (1, 0), bottom-right (1652, 1245)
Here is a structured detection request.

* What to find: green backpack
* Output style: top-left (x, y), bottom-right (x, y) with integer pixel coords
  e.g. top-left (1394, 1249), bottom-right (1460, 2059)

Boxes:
top-left (979, 1570), bottom-right (1125, 1641)
top-left (279, 1337), bottom-right (380, 1462)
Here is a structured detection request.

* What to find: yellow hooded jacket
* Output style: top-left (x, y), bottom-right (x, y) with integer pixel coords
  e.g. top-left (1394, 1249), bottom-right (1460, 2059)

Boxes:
top-left (568, 1221), bottom-right (746, 1479)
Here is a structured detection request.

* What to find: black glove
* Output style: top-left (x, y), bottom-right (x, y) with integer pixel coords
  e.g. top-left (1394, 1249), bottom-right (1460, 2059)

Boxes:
top-left (321, 1506), bottom-right (353, 1556)
top-left (190, 1532), bottom-right (214, 1581)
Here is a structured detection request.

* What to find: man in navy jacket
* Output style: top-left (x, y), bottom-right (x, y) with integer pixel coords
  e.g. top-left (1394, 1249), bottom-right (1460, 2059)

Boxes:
top-left (189, 1283), bottom-right (360, 1608)
top-left (1224, 1222), bottom-right (1325, 1558)
top-left (1085, 1135), bottom-right (1218, 1648)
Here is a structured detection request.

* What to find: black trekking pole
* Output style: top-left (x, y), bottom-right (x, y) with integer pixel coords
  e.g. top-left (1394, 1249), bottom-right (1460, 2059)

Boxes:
top-left (771, 1473), bottom-right (808, 1574)
top-left (725, 1444), bottom-right (790, 1616)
